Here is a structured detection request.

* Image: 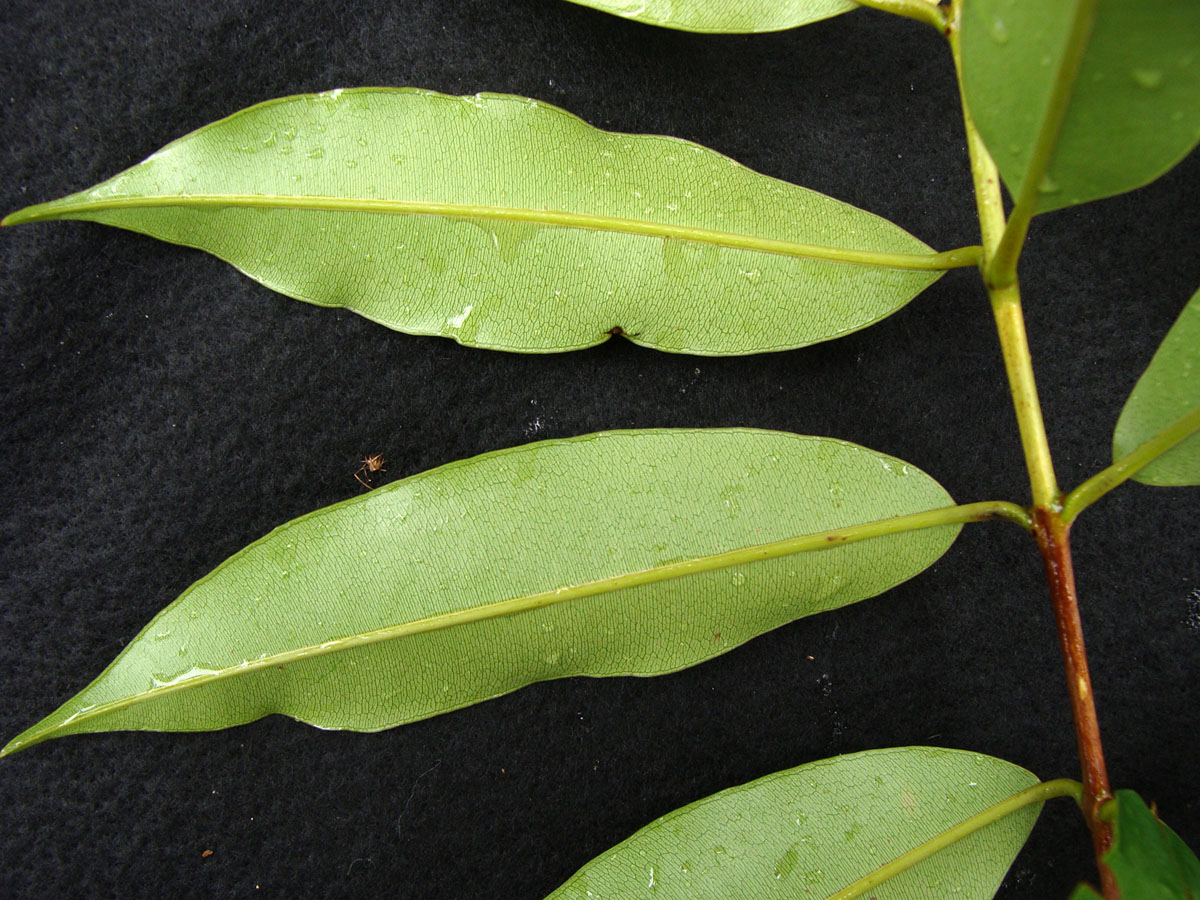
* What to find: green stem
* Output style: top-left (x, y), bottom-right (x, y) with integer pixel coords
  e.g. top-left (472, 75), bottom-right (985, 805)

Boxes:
top-left (852, 0), bottom-right (947, 32)
top-left (1, 194), bottom-right (981, 273)
top-left (1, 499), bottom-right (1025, 756)
top-left (823, 779), bottom-right (1084, 900)
top-left (949, 14), bottom-right (1060, 510)
top-left (985, 0), bottom-right (1097, 289)
top-left (1062, 404), bottom-right (1200, 524)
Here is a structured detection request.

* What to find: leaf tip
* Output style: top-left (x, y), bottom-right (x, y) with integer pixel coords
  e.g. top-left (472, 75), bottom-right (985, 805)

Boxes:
top-left (0, 736), bottom-right (25, 758)
top-left (2, 206), bottom-right (39, 227)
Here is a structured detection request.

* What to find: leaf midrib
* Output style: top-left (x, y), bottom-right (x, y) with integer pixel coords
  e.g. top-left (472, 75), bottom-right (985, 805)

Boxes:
top-left (1, 501), bottom-right (1020, 754)
top-left (2, 194), bottom-right (980, 272)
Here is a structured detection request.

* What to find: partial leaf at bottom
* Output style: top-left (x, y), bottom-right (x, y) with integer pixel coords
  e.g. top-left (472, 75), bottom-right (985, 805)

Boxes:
top-left (3, 429), bottom-right (958, 754)
top-left (1099, 790), bottom-right (1200, 899)
top-left (545, 746), bottom-right (1042, 899)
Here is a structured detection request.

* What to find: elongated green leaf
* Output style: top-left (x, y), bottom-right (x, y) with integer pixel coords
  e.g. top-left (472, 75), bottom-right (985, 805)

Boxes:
top-left (961, 0), bottom-right (1200, 213)
top-left (561, 0), bottom-right (854, 33)
top-left (2, 429), bottom-right (959, 755)
top-left (545, 746), bottom-right (1041, 899)
top-left (1113, 286), bottom-right (1200, 485)
top-left (2, 88), bottom-right (956, 355)
top-left (1098, 790), bottom-right (1200, 899)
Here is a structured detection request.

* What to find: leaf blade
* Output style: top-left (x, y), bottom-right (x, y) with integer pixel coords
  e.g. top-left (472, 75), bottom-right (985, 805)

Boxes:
top-left (3, 429), bottom-right (959, 754)
top-left (3, 88), bottom-right (946, 355)
top-left (560, 0), bottom-right (856, 33)
top-left (545, 747), bottom-right (1041, 899)
top-left (1101, 790), bottom-right (1200, 899)
top-left (1113, 286), bottom-right (1200, 485)
top-left (961, 0), bottom-right (1200, 214)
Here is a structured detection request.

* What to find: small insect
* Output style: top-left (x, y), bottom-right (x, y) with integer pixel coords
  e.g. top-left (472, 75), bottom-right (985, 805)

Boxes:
top-left (355, 453), bottom-right (387, 489)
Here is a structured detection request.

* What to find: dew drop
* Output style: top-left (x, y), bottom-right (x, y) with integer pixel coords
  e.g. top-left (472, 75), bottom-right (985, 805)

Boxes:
top-left (1131, 68), bottom-right (1164, 89)
top-left (989, 18), bottom-right (1009, 44)
top-left (1038, 173), bottom-right (1061, 194)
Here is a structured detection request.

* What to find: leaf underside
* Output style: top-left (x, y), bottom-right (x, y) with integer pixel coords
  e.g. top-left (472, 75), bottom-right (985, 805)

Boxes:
top-left (1113, 286), bottom-right (1200, 485)
top-left (961, 0), bottom-right (1200, 214)
top-left (545, 746), bottom-right (1042, 899)
top-left (4, 88), bottom-right (944, 355)
top-left (561, 0), bottom-right (856, 33)
top-left (3, 429), bottom-right (959, 755)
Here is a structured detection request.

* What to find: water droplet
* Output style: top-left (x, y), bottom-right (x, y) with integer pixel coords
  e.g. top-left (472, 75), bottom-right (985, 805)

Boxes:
top-left (306, 147), bottom-right (324, 159)
top-left (345, 160), bottom-right (357, 168)
top-left (1038, 173), bottom-right (1061, 194)
top-left (773, 846), bottom-right (799, 879)
top-left (1131, 68), bottom-right (1164, 89)
top-left (989, 18), bottom-right (1009, 44)
top-left (731, 571), bottom-right (746, 586)
top-left (152, 630), bottom-right (172, 641)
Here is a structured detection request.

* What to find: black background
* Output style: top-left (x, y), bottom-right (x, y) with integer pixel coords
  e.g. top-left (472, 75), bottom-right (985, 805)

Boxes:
top-left (1, 2), bottom-right (1198, 898)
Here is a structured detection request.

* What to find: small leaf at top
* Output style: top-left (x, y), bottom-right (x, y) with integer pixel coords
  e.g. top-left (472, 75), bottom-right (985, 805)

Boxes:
top-left (961, 0), bottom-right (1200, 213)
top-left (1068, 885), bottom-right (1105, 900)
top-left (1113, 286), bottom-right (1200, 485)
top-left (1100, 790), bottom-right (1200, 899)
top-left (2, 429), bottom-right (959, 755)
top-left (545, 746), bottom-right (1042, 899)
top-left (2, 88), bottom-right (952, 355)
top-left (561, 0), bottom-right (855, 33)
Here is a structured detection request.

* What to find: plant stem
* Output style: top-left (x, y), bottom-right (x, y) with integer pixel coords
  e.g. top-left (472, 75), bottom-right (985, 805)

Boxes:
top-left (852, 0), bottom-right (947, 32)
top-left (1062, 403), bottom-right (1200, 523)
top-left (985, 0), bottom-right (1097, 289)
top-left (1033, 510), bottom-right (1115, 896)
top-left (822, 779), bottom-right (1083, 900)
top-left (948, 4), bottom-right (1116, 894)
top-left (1, 194), bottom-right (982, 273)
top-left (949, 19), bottom-right (1059, 512)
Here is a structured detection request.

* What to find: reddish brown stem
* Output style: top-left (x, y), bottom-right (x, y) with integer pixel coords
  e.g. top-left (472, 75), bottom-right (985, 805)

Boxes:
top-left (1033, 507), bottom-right (1117, 898)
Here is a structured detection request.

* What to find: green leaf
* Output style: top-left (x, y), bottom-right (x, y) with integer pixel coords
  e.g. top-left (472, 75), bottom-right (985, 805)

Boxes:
top-left (561, 0), bottom-right (855, 33)
top-left (1068, 885), bottom-right (1104, 900)
top-left (1101, 790), bottom-right (1200, 899)
top-left (2, 429), bottom-right (958, 755)
top-left (961, 0), bottom-right (1200, 214)
top-left (2, 88), bottom-right (953, 356)
top-left (545, 747), bottom-right (1041, 899)
top-left (1113, 286), bottom-right (1200, 485)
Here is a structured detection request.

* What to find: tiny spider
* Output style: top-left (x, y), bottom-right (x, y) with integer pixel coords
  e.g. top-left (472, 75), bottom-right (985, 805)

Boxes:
top-left (355, 453), bottom-right (386, 489)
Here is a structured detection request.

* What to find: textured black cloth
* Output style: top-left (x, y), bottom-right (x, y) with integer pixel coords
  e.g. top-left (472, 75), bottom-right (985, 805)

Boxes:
top-left (1, 2), bottom-right (1197, 898)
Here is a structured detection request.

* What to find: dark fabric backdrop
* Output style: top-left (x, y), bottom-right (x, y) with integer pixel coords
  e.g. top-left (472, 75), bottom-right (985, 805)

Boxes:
top-left (1, 2), bottom-right (1197, 898)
